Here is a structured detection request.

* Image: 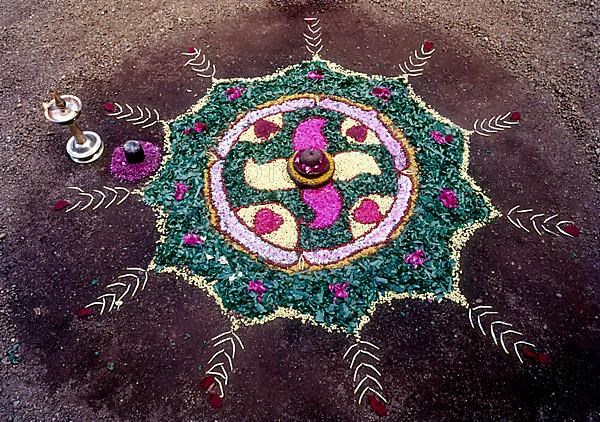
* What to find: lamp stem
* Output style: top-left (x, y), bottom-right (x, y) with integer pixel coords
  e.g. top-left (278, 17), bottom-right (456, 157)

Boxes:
top-left (51, 89), bottom-right (67, 110)
top-left (69, 123), bottom-right (88, 145)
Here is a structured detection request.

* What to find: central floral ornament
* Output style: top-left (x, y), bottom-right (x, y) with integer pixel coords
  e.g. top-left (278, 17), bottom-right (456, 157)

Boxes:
top-left (288, 148), bottom-right (335, 187)
top-left (205, 94), bottom-right (417, 273)
top-left (144, 58), bottom-right (497, 333)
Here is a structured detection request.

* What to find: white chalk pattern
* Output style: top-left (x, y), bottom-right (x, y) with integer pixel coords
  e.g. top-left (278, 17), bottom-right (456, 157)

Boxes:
top-left (182, 48), bottom-right (216, 78)
top-left (65, 186), bottom-right (131, 212)
top-left (343, 340), bottom-right (387, 405)
top-left (398, 42), bottom-right (435, 77)
top-left (473, 112), bottom-right (519, 137)
top-left (205, 329), bottom-right (244, 398)
top-left (304, 17), bottom-right (323, 56)
top-left (106, 102), bottom-right (161, 128)
top-left (507, 205), bottom-right (577, 237)
top-left (468, 305), bottom-right (537, 364)
top-left (85, 268), bottom-right (148, 315)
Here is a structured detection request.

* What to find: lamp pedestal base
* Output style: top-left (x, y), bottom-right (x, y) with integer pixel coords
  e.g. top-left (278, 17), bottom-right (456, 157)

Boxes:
top-left (66, 131), bottom-right (104, 164)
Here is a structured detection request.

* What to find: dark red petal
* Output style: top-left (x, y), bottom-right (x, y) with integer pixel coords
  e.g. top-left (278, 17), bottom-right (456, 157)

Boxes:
top-left (193, 122), bottom-right (207, 133)
top-left (510, 111), bottom-right (521, 121)
top-left (208, 393), bottom-right (222, 409)
top-left (563, 224), bottom-right (581, 237)
top-left (522, 346), bottom-right (538, 358)
top-left (254, 208), bottom-right (284, 235)
top-left (444, 134), bottom-right (454, 143)
top-left (537, 352), bottom-right (552, 365)
top-left (423, 40), bottom-right (434, 52)
top-left (187, 47), bottom-right (196, 53)
top-left (200, 376), bottom-right (215, 390)
top-left (353, 199), bottom-right (383, 224)
top-left (254, 118), bottom-right (280, 140)
top-left (76, 308), bottom-right (93, 318)
top-left (368, 395), bottom-right (388, 417)
top-left (53, 199), bottom-right (70, 211)
top-left (103, 102), bottom-right (116, 113)
top-left (346, 124), bottom-right (368, 143)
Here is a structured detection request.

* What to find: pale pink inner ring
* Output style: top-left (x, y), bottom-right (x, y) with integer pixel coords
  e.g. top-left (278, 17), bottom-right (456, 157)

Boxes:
top-left (208, 96), bottom-right (414, 268)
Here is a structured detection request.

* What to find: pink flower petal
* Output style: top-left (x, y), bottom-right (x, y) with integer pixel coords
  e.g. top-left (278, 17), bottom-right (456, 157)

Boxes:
top-left (53, 199), bottom-right (71, 211)
top-left (174, 182), bottom-right (190, 201)
top-left (405, 249), bottom-right (427, 269)
top-left (371, 86), bottom-right (391, 101)
top-left (353, 199), bottom-right (383, 224)
top-left (226, 86), bottom-right (244, 101)
top-left (301, 182), bottom-right (343, 229)
top-left (183, 233), bottom-right (204, 246)
top-left (292, 117), bottom-right (328, 151)
top-left (103, 102), bottom-right (116, 113)
top-left (438, 189), bottom-right (459, 209)
top-left (248, 280), bottom-right (267, 302)
top-left (254, 208), bottom-right (284, 235)
top-left (328, 282), bottom-right (349, 299)
top-left (307, 70), bottom-right (324, 80)
top-left (193, 122), bottom-right (207, 133)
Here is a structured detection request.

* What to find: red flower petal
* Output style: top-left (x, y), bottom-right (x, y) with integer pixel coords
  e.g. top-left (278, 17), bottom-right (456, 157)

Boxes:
top-left (307, 69), bottom-right (324, 80)
top-left (522, 346), bottom-right (538, 358)
top-left (187, 47), bottom-right (196, 53)
top-left (76, 308), bottom-right (93, 318)
top-left (510, 111), bottom-right (521, 121)
top-left (254, 118), bottom-right (280, 140)
top-left (353, 199), bottom-right (383, 224)
top-left (254, 208), bottom-right (284, 235)
top-left (368, 394), bottom-right (388, 417)
top-left (444, 134), bottom-right (454, 143)
top-left (200, 376), bottom-right (215, 390)
top-left (537, 352), bottom-right (552, 365)
top-left (193, 122), bottom-right (207, 133)
top-left (423, 40), bottom-right (434, 52)
top-left (208, 393), bottom-right (222, 409)
top-left (563, 224), bottom-right (581, 237)
top-left (371, 87), bottom-right (391, 100)
top-left (103, 102), bottom-right (116, 113)
top-left (53, 199), bottom-right (70, 211)
top-left (346, 124), bottom-right (368, 143)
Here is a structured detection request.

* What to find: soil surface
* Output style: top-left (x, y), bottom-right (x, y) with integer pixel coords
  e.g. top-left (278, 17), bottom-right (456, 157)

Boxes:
top-left (1, 1), bottom-right (599, 420)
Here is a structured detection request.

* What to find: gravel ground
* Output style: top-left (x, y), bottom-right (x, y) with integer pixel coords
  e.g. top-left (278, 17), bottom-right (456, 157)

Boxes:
top-left (0, 1), bottom-right (598, 420)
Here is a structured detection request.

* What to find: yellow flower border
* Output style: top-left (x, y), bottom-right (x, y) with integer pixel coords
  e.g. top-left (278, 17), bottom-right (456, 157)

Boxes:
top-left (137, 56), bottom-right (500, 338)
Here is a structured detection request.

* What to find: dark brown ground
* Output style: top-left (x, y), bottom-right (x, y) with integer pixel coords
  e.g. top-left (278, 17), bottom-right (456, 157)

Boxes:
top-left (1, 1), bottom-right (599, 420)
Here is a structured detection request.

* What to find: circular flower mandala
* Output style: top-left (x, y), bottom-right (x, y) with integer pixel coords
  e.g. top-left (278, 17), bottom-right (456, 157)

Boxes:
top-left (144, 59), bottom-right (498, 334)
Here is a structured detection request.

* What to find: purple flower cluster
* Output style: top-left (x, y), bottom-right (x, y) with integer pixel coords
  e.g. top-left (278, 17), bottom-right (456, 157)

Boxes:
top-left (109, 141), bottom-right (161, 183)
